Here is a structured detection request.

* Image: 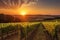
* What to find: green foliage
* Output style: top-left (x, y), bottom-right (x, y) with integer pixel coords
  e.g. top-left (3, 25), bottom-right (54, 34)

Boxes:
top-left (0, 22), bottom-right (57, 40)
top-left (0, 22), bottom-right (60, 40)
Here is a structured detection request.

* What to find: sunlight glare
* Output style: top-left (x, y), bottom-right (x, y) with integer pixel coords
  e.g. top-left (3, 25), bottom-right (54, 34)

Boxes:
top-left (20, 11), bottom-right (27, 16)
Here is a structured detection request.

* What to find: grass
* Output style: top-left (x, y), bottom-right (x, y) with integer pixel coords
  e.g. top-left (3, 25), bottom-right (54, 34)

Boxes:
top-left (0, 21), bottom-right (60, 34)
top-left (0, 20), bottom-right (60, 40)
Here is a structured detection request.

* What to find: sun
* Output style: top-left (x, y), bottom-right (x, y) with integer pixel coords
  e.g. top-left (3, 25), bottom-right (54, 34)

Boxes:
top-left (20, 11), bottom-right (27, 16)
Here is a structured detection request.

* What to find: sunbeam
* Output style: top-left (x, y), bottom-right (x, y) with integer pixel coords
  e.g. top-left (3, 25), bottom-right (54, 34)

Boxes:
top-left (2, 0), bottom-right (8, 6)
top-left (0, 0), bottom-right (37, 9)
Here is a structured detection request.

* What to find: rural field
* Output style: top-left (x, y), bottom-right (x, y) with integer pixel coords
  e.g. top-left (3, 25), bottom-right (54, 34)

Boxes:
top-left (0, 0), bottom-right (60, 40)
top-left (0, 20), bottom-right (60, 40)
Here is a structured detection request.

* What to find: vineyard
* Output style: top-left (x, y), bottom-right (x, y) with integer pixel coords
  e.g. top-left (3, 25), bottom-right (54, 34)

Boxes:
top-left (0, 21), bottom-right (60, 40)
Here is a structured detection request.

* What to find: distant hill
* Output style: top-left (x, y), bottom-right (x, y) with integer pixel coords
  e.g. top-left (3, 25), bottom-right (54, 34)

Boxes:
top-left (0, 14), bottom-right (21, 23)
top-left (0, 14), bottom-right (60, 23)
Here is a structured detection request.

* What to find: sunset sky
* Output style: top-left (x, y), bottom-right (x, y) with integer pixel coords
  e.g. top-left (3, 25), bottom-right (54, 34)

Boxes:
top-left (0, 0), bottom-right (60, 15)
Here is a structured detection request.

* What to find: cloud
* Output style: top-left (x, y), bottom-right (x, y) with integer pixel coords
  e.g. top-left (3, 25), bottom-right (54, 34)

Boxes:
top-left (0, 0), bottom-right (38, 9)
top-left (20, 0), bottom-right (38, 9)
top-left (0, 0), bottom-right (60, 10)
